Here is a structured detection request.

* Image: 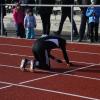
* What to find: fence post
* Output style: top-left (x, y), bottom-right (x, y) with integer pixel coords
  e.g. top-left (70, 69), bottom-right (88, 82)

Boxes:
top-left (0, 4), bottom-right (3, 36)
top-left (71, 5), bottom-right (73, 42)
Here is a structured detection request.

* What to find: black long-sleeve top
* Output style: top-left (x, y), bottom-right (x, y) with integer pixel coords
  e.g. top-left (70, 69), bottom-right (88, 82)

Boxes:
top-left (34, 35), bottom-right (70, 64)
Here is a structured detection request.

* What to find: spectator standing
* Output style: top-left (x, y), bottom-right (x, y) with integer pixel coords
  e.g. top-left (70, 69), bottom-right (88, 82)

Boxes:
top-left (78, 0), bottom-right (91, 42)
top-left (19, 0), bottom-right (35, 4)
top-left (36, 0), bottom-right (56, 35)
top-left (19, 0), bottom-right (36, 11)
top-left (55, 0), bottom-right (78, 36)
top-left (12, 0), bottom-right (20, 3)
top-left (86, 0), bottom-right (100, 42)
top-left (13, 3), bottom-right (25, 38)
top-left (24, 9), bottom-right (36, 39)
top-left (5, 0), bottom-right (13, 3)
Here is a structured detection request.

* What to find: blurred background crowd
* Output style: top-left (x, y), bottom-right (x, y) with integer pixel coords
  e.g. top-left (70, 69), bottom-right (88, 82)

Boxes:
top-left (0, 0), bottom-right (100, 42)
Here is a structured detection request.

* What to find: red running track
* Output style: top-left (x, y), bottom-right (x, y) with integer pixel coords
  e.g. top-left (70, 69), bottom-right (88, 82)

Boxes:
top-left (0, 37), bottom-right (100, 100)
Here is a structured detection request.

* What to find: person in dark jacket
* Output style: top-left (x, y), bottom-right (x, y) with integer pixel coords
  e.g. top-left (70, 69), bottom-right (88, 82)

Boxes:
top-left (36, 0), bottom-right (56, 35)
top-left (55, 0), bottom-right (78, 36)
top-left (20, 35), bottom-right (71, 72)
top-left (78, 0), bottom-right (91, 42)
top-left (86, 0), bottom-right (100, 42)
top-left (17, 0), bottom-right (36, 12)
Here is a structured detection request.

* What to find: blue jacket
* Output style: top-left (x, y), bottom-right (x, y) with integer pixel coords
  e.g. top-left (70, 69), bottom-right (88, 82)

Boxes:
top-left (86, 7), bottom-right (100, 23)
top-left (24, 15), bottom-right (36, 28)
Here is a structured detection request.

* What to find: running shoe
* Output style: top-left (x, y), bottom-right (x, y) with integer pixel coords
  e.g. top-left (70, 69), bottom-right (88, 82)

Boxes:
top-left (20, 59), bottom-right (28, 71)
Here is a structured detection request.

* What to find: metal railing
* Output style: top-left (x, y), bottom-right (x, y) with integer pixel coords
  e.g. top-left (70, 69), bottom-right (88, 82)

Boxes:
top-left (0, 4), bottom-right (100, 41)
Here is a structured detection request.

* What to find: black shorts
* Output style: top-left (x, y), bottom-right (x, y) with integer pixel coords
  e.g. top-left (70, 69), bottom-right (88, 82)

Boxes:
top-left (32, 42), bottom-right (50, 70)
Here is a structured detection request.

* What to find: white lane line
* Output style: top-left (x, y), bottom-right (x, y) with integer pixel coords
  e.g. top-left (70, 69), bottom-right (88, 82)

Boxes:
top-left (0, 81), bottom-right (13, 85)
top-left (64, 74), bottom-right (100, 81)
top-left (0, 64), bottom-right (59, 85)
top-left (0, 64), bottom-right (56, 73)
top-left (19, 64), bottom-right (100, 84)
top-left (67, 50), bottom-right (100, 56)
top-left (0, 63), bottom-right (100, 82)
top-left (0, 81), bottom-right (14, 90)
top-left (69, 41), bottom-right (100, 46)
top-left (0, 81), bottom-right (99, 100)
top-left (0, 43), bottom-right (100, 56)
top-left (0, 38), bottom-right (100, 99)
top-left (1, 63), bottom-right (100, 82)
top-left (0, 38), bottom-right (100, 46)
top-left (0, 36), bottom-right (36, 41)
top-left (0, 64), bottom-right (60, 85)
top-left (0, 51), bottom-right (99, 65)
top-left (0, 64), bottom-right (19, 69)
top-left (19, 73), bottom-right (58, 85)
top-left (18, 85), bottom-right (100, 100)
top-left (52, 49), bottom-right (100, 56)
top-left (64, 64), bottom-right (100, 74)
top-left (0, 63), bottom-right (100, 84)
top-left (70, 60), bottom-right (97, 65)
top-left (0, 85), bottom-right (13, 90)
top-left (0, 51), bottom-right (33, 58)
top-left (0, 36), bottom-right (100, 46)
top-left (0, 64), bottom-right (100, 100)
top-left (0, 36), bottom-right (32, 40)
top-left (0, 43), bottom-right (32, 48)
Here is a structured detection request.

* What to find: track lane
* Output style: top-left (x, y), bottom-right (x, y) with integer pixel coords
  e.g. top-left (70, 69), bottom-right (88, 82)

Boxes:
top-left (70, 65), bottom-right (100, 79)
top-left (0, 45), bottom-right (100, 65)
top-left (1, 37), bottom-right (100, 54)
top-left (0, 86), bottom-right (90, 100)
top-left (23, 74), bottom-right (100, 99)
top-left (0, 66), bottom-right (55, 84)
top-left (0, 37), bottom-right (99, 100)
top-left (0, 37), bottom-right (33, 46)
top-left (67, 43), bottom-right (100, 53)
